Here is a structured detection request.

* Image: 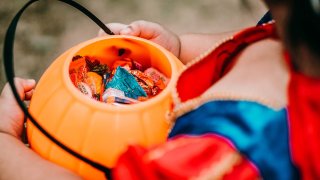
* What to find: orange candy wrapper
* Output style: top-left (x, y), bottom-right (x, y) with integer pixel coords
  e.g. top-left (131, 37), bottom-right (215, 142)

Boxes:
top-left (86, 72), bottom-right (102, 95)
top-left (130, 70), bottom-right (154, 88)
top-left (111, 58), bottom-right (133, 72)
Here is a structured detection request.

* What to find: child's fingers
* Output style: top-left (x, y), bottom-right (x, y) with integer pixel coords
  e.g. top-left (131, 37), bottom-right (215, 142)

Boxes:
top-left (15, 78), bottom-right (36, 97)
top-left (1, 78), bottom-right (36, 100)
top-left (120, 20), bottom-right (162, 39)
top-left (18, 78), bottom-right (36, 92)
top-left (98, 23), bottom-right (127, 37)
top-left (25, 89), bottom-right (34, 101)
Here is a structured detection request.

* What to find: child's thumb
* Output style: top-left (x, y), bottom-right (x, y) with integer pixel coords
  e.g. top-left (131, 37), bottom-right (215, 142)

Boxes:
top-left (119, 26), bottom-right (134, 35)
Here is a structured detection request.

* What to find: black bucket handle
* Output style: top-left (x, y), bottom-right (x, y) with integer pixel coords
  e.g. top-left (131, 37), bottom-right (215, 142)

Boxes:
top-left (3, 0), bottom-right (114, 179)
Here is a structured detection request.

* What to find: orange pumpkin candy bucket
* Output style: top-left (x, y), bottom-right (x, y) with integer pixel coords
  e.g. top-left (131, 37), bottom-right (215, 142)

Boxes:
top-left (3, 1), bottom-right (183, 179)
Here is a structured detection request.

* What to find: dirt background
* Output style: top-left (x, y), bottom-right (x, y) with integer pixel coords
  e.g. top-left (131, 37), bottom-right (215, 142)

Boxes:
top-left (0, 0), bottom-right (267, 90)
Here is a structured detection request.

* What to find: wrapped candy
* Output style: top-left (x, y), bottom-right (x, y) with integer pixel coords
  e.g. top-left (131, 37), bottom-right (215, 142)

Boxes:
top-left (132, 60), bottom-right (144, 71)
top-left (92, 64), bottom-right (109, 76)
top-left (85, 56), bottom-right (100, 70)
top-left (130, 70), bottom-right (154, 88)
top-left (77, 82), bottom-right (92, 98)
top-left (85, 56), bottom-right (110, 76)
top-left (70, 55), bottom-right (87, 71)
top-left (155, 79), bottom-right (166, 90)
top-left (86, 72), bottom-right (102, 100)
top-left (137, 80), bottom-right (152, 96)
top-left (69, 56), bottom-right (88, 86)
top-left (144, 67), bottom-right (169, 87)
top-left (112, 58), bottom-right (133, 72)
top-left (151, 86), bottom-right (161, 96)
top-left (101, 73), bottom-right (111, 93)
top-left (69, 72), bottom-right (78, 86)
top-left (105, 96), bottom-right (139, 105)
top-left (106, 67), bottom-right (147, 99)
top-left (102, 88), bottom-right (125, 102)
top-left (70, 55), bottom-right (169, 105)
top-left (137, 96), bottom-right (148, 102)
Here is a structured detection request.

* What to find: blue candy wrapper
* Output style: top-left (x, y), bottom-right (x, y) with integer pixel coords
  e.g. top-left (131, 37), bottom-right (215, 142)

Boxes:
top-left (106, 67), bottom-right (147, 99)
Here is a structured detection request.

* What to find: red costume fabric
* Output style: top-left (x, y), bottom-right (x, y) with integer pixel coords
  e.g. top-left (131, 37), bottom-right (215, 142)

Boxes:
top-left (113, 135), bottom-right (258, 180)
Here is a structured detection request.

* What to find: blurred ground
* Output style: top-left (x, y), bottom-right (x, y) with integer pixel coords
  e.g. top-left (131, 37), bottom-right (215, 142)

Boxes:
top-left (0, 0), bottom-right (267, 90)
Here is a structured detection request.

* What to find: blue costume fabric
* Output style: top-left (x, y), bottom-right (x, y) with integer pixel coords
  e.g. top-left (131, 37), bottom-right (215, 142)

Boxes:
top-left (169, 100), bottom-right (299, 179)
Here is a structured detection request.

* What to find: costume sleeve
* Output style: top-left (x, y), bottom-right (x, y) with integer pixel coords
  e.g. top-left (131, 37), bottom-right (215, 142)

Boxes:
top-left (112, 135), bottom-right (259, 180)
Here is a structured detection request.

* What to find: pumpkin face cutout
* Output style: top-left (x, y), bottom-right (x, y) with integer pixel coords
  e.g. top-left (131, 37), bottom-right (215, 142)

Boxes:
top-left (27, 35), bottom-right (184, 179)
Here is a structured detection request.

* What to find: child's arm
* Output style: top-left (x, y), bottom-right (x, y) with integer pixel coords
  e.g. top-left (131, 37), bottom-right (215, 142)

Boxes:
top-left (0, 78), bottom-right (81, 180)
top-left (0, 133), bottom-right (81, 180)
top-left (99, 21), bottom-right (237, 64)
top-left (178, 31), bottom-right (235, 64)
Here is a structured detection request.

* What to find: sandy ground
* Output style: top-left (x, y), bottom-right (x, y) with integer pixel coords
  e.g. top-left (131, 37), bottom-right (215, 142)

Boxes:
top-left (0, 0), bottom-right (267, 90)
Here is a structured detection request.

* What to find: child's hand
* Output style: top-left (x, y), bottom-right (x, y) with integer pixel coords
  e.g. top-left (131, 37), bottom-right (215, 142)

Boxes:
top-left (0, 78), bottom-right (36, 139)
top-left (98, 20), bottom-right (181, 57)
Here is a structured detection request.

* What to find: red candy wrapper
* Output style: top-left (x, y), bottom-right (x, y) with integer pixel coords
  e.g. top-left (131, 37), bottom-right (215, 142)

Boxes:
top-left (132, 60), bottom-right (144, 71)
top-left (69, 72), bottom-right (78, 86)
top-left (112, 58), bottom-right (133, 71)
top-left (69, 56), bottom-right (88, 85)
top-left (151, 86), bottom-right (161, 96)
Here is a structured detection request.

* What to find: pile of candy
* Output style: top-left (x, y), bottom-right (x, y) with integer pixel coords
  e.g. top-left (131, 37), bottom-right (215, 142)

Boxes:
top-left (69, 55), bottom-right (169, 105)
